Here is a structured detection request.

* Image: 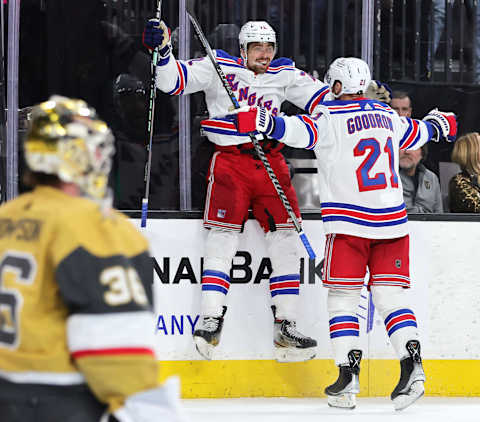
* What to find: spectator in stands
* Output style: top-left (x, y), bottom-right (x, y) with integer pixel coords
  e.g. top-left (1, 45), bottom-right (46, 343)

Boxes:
top-left (393, 91), bottom-right (443, 213)
top-left (449, 132), bottom-right (480, 212)
top-left (428, 0), bottom-right (480, 83)
top-left (400, 144), bottom-right (444, 213)
top-left (390, 91), bottom-right (412, 118)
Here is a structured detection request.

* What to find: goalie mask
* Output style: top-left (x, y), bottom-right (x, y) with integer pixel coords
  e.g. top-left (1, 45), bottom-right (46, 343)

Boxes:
top-left (24, 95), bottom-right (115, 201)
top-left (324, 57), bottom-right (372, 98)
top-left (239, 21), bottom-right (276, 59)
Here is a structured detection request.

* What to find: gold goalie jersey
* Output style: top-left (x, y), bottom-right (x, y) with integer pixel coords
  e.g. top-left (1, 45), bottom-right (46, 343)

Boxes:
top-left (0, 186), bottom-right (158, 412)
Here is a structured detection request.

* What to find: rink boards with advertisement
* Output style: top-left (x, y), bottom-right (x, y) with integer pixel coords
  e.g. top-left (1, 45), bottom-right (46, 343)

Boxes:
top-left (136, 218), bottom-right (480, 398)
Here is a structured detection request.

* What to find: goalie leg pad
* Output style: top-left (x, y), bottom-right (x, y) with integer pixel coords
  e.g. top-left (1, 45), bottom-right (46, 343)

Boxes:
top-left (107, 376), bottom-right (187, 422)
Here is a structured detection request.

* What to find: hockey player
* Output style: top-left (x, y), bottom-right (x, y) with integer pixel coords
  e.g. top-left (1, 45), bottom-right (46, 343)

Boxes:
top-left (142, 19), bottom-right (327, 362)
top-left (0, 96), bottom-right (185, 422)
top-left (233, 57), bottom-right (457, 410)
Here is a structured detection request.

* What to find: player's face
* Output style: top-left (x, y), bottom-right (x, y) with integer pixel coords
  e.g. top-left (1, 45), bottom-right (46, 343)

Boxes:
top-left (391, 97), bottom-right (412, 117)
top-left (245, 42), bottom-right (275, 74)
top-left (399, 149), bottom-right (422, 171)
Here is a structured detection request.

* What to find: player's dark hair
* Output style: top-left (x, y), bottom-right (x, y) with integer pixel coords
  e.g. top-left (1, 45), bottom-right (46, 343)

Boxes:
top-left (23, 171), bottom-right (62, 189)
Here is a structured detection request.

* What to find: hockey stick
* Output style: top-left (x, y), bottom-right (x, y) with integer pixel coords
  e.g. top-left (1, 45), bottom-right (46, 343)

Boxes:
top-left (187, 11), bottom-right (316, 259)
top-left (141, 0), bottom-right (163, 228)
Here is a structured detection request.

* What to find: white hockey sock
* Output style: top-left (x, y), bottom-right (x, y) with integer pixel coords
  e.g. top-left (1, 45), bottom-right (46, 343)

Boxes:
top-left (327, 289), bottom-right (362, 366)
top-left (266, 230), bottom-right (300, 321)
top-left (371, 286), bottom-right (420, 359)
top-left (383, 308), bottom-right (419, 359)
top-left (200, 229), bottom-right (239, 317)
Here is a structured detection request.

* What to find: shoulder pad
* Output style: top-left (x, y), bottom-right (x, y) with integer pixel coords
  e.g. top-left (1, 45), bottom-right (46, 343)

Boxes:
top-left (322, 99), bottom-right (346, 106)
top-left (270, 57), bottom-right (294, 67)
top-left (215, 49), bottom-right (240, 61)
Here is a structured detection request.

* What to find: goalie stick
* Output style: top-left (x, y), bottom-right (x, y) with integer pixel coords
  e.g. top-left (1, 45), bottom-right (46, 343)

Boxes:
top-left (186, 10), bottom-right (316, 259)
top-left (141, 0), bottom-right (162, 228)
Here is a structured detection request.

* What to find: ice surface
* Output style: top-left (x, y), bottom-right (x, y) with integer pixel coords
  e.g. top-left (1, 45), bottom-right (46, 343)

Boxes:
top-left (182, 397), bottom-right (480, 422)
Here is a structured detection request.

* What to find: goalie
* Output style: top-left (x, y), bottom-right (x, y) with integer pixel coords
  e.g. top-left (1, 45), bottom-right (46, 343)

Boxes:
top-left (0, 96), bottom-right (185, 422)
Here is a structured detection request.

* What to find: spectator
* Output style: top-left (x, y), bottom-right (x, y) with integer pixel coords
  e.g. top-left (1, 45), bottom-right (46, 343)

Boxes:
top-left (392, 91), bottom-right (443, 213)
top-left (449, 132), bottom-right (480, 212)
top-left (399, 144), bottom-right (444, 213)
top-left (390, 91), bottom-right (412, 118)
top-left (428, 0), bottom-right (480, 83)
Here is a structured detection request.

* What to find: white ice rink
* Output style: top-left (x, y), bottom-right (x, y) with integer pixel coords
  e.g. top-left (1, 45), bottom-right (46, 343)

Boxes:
top-left (182, 397), bottom-right (480, 422)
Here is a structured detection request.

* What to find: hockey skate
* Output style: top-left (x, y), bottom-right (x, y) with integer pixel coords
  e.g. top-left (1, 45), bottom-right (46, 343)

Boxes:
top-left (272, 306), bottom-right (317, 362)
top-left (391, 340), bottom-right (426, 411)
top-left (193, 306), bottom-right (227, 360)
top-left (325, 349), bottom-right (362, 409)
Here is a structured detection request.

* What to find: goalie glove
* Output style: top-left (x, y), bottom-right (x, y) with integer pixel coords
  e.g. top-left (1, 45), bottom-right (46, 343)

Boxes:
top-left (366, 80), bottom-right (392, 104)
top-left (423, 108), bottom-right (457, 143)
top-left (234, 106), bottom-right (277, 137)
top-left (142, 19), bottom-right (172, 58)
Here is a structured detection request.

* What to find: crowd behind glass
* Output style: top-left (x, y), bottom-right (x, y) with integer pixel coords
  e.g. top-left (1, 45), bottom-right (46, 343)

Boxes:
top-left (9, 0), bottom-right (480, 214)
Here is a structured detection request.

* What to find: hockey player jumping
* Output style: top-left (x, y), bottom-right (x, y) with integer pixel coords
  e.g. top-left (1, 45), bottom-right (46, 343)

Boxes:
top-left (143, 18), bottom-right (327, 362)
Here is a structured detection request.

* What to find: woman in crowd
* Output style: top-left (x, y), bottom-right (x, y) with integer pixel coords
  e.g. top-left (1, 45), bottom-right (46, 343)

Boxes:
top-left (449, 132), bottom-right (480, 212)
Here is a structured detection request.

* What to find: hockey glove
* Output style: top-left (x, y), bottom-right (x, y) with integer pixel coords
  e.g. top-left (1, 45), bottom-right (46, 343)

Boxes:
top-left (366, 80), bottom-right (392, 104)
top-left (234, 106), bottom-right (276, 136)
top-left (142, 19), bottom-right (172, 58)
top-left (423, 108), bottom-right (457, 142)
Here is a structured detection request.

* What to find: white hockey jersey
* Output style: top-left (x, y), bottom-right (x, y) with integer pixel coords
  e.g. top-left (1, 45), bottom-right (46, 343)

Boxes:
top-left (271, 99), bottom-right (435, 239)
top-left (155, 49), bottom-right (330, 146)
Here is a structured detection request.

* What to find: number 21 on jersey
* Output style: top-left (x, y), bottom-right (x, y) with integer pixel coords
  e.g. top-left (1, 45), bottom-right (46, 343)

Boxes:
top-left (354, 137), bottom-right (399, 192)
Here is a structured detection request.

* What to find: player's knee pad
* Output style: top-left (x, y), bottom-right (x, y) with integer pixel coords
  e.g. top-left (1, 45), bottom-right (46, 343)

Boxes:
top-left (265, 230), bottom-right (299, 275)
top-left (327, 288), bottom-right (361, 316)
top-left (370, 286), bottom-right (406, 318)
top-left (204, 228), bottom-right (239, 273)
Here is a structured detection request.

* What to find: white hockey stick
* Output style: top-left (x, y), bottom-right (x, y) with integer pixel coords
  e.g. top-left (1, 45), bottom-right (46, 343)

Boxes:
top-left (141, 0), bottom-right (162, 228)
top-left (187, 10), bottom-right (316, 259)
